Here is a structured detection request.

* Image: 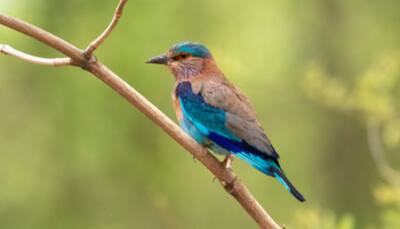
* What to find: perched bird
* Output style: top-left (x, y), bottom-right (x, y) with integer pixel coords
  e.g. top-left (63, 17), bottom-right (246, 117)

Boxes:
top-left (147, 41), bottom-right (305, 202)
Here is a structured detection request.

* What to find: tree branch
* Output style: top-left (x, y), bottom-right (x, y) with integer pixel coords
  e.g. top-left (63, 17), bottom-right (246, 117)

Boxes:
top-left (84, 0), bottom-right (128, 57)
top-left (0, 2), bottom-right (281, 228)
top-left (0, 44), bottom-right (71, 66)
top-left (0, 14), bottom-right (85, 62)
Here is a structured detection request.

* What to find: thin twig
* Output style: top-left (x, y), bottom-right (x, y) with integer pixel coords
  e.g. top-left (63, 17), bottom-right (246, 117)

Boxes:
top-left (367, 119), bottom-right (400, 185)
top-left (0, 14), bottom-right (84, 62)
top-left (0, 44), bottom-right (71, 66)
top-left (0, 2), bottom-right (281, 228)
top-left (84, 0), bottom-right (128, 57)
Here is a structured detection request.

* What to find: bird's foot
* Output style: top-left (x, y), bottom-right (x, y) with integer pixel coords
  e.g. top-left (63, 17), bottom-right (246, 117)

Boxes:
top-left (222, 154), bottom-right (234, 169)
top-left (211, 155), bottom-right (234, 183)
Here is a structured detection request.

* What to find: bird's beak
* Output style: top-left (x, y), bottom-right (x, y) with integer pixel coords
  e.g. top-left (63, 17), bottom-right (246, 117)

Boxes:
top-left (146, 54), bottom-right (168, 65)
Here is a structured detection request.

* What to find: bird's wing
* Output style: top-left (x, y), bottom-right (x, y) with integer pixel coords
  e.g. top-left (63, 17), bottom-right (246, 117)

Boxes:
top-left (177, 80), bottom-right (279, 160)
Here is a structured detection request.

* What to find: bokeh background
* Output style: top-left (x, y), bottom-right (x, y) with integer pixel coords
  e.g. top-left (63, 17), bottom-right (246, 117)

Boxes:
top-left (1, 0), bottom-right (400, 228)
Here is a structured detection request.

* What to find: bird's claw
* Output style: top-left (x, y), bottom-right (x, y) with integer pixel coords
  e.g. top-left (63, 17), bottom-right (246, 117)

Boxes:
top-left (210, 155), bottom-right (234, 182)
top-left (222, 154), bottom-right (234, 169)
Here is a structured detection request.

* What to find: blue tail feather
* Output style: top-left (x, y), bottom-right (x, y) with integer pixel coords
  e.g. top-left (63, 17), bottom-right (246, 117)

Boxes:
top-left (236, 151), bottom-right (305, 202)
top-left (270, 166), bottom-right (305, 202)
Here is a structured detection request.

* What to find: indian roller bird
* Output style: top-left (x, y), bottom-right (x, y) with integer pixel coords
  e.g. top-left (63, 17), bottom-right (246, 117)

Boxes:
top-left (146, 41), bottom-right (305, 202)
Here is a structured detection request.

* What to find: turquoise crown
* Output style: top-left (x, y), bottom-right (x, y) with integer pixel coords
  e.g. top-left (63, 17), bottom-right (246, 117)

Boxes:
top-left (170, 41), bottom-right (211, 58)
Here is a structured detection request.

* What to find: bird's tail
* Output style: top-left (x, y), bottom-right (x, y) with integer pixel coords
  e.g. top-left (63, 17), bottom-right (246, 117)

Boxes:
top-left (270, 166), bottom-right (305, 202)
top-left (234, 152), bottom-right (305, 201)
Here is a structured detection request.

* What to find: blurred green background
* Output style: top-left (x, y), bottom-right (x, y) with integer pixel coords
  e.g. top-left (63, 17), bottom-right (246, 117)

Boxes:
top-left (1, 0), bottom-right (399, 228)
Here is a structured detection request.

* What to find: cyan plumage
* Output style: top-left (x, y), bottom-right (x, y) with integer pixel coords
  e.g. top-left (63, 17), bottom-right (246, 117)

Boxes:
top-left (147, 41), bottom-right (305, 202)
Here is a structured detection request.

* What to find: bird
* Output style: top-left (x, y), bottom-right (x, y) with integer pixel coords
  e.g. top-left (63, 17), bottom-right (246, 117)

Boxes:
top-left (146, 41), bottom-right (305, 202)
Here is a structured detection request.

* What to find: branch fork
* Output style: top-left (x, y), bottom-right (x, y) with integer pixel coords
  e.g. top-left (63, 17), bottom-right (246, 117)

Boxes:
top-left (0, 1), bottom-right (280, 228)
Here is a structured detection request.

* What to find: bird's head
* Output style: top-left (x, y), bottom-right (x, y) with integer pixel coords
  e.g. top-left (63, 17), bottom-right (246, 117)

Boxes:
top-left (146, 41), bottom-right (214, 80)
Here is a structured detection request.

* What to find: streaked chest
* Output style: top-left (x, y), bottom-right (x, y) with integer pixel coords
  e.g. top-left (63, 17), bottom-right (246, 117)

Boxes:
top-left (172, 83), bottom-right (183, 121)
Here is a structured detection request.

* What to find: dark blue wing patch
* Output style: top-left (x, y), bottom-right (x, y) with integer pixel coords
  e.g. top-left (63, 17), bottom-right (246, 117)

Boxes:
top-left (208, 132), bottom-right (280, 174)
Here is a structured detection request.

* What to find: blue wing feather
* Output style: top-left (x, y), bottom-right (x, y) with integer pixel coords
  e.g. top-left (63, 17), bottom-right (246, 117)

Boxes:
top-left (177, 82), bottom-right (240, 141)
top-left (177, 82), bottom-right (279, 167)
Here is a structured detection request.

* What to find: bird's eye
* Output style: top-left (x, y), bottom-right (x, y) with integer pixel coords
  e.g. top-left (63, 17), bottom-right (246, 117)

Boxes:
top-left (172, 53), bottom-right (190, 61)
